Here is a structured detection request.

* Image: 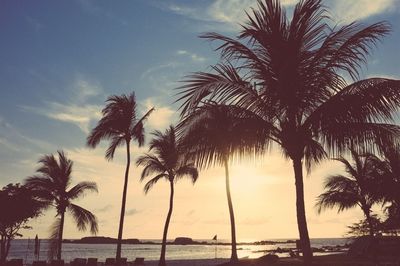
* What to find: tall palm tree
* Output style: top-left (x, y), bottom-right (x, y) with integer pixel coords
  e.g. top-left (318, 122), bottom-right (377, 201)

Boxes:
top-left (178, 104), bottom-right (267, 263)
top-left (24, 151), bottom-right (98, 260)
top-left (177, 0), bottom-right (400, 264)
top-left (87, 92), bottom-right (153, 262)
top-left (316, 150), bottom-right (381, 236)
top-left (136, 126), bottom-right (198, 266)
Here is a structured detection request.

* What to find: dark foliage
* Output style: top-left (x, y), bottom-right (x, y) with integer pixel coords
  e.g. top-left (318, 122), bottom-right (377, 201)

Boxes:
top-left (0, 184), bottom-right (43, 263)
top-left (177, 0), bottom-right (400, 263)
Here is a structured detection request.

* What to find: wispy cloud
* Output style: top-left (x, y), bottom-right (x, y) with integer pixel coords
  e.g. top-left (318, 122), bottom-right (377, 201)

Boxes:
top-left (76, 0), bottom-right (128, 26)
top-left (140, 62), bottom-right (181, 80)
top-left (22, 102), bottom-right (101, 134)
top-left (20, 77), bottom-right (103, 134)
top-left (126, 208), bottom-right (139, 216)
top-left (140, 98), bottom-right (177, 131)
top-left (176, 50), bottom-right (206, 62)
top-left (163, 0), bottom-right (398, 32)
top-left (329, 0), bottom-right (399, 23)
top-left (95, 204), bottom-right (113, 212)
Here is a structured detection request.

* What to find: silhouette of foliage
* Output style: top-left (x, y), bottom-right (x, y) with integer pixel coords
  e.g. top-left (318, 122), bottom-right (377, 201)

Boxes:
top-left (87, 92), bottom-right (153, 263)
top-left (0, 183), bottom-right (44, 263)
top-left (178, 103), bottom-right (269, 263)
top-left (316, 150), bottom-right (382, 236)
top-left (345, 215), bottom-right (382, 238)
top-left (177, 0), bottom-right (400, 263)
top-left (24, 151), bottom-right (98, 260)
top-left (137, 126), bottom-right (198, 266)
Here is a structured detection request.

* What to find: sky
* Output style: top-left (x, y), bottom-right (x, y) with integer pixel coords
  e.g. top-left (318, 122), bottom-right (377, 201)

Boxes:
top-left (1, 0), bottom-right (400, 241)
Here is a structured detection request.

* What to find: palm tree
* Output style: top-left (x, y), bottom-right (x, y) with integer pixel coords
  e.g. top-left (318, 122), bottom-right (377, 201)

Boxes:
top-left (24, 151), bottom-right (98, 260)
top-left (177, 0), bottom-right (400, 264)
top-left (178, 104), bottom-right (267, 263)
top-left (316, 150), bottom-right (381, 236)
top-left (136, 126), bottom-right (198, 266)
top-left (87, 92), bottom-right (153, 262)
top-left (375, 144), bottom-right (400, 231)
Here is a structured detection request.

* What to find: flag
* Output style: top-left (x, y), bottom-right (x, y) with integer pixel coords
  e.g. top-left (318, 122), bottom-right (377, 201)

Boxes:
top-left (212, 235), bottom-right (217, 241)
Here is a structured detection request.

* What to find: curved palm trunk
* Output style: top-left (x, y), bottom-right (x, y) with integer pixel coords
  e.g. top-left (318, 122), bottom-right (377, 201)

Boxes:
top-left (224, 156), bottom-right (238, 263)
top-left (116, 140), bottom-right (131, 264)
top-left (57, 211), bottom-right (65, 260)
top-left (159, 179), bottom-right (175, 266)
top-left (293, 157), bottom-right (312, 266)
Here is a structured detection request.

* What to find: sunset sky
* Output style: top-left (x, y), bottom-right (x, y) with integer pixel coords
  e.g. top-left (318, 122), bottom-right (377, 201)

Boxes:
top-left (1, 0), bottom-right (400, 241)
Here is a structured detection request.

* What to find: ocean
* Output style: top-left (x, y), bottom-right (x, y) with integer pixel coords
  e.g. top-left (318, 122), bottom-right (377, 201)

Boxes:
top-left (8, 238), bottom-right (350, 264)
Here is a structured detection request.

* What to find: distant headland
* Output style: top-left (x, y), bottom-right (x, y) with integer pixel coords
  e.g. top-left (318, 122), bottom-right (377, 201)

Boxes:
top-left (63, 236), bottom-right (297, 246)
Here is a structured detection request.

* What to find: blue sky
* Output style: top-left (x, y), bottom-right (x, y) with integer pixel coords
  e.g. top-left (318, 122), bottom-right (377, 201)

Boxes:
top-left (1, 0), bottom-right (400, 240)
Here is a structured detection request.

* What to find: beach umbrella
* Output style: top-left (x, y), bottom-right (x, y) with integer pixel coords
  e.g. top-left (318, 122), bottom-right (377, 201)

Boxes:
top-left (34, 234), bottom-right (39, 260)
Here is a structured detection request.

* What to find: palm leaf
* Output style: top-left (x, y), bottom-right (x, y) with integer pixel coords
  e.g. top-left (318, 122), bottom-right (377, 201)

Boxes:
top-left (68, 203), bottom-right (98, 234)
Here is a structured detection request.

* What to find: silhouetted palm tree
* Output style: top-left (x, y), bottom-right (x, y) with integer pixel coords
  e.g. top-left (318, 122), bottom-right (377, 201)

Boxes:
top-left (136, 126), bottom-right (198, 266)
top-left (375, 144), bottom-right (400, 231)
top-left (24, 151), bottom-right (98, 260)
top-left (177, 0), bottom-right (400, 263)
top-left (87, 92), bottom-right (153, 262)
top-left (178, 104), bottom-right (267, 263)
top-left (316, 150), bottom-right (380, 236)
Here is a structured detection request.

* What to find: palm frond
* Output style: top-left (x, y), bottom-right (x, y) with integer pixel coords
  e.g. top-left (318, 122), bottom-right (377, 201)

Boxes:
top-left (316, 190), bottom-right (359, 214)
top-left (131, 107), bottom-right (155, 147)
top-left (136, 154), bottom-right (167, 180)
top-left (143, 174), bottom-right (168, 194)
top-left (175, 165), bottom-right (199, 184)
top-left (104, 135), bottom-right (126, 160)
top-left (67, 181), bottom-right (98, 200)
top-left (68, 203), bottom-right (98, 234)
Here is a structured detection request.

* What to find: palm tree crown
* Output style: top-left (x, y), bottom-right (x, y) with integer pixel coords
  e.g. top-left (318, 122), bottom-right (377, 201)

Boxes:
top-left (177, 0), bottom-right (400, 263)
top-left (178, 104), bottom-right (267, 263)
top-left (137, 125), bottom-right (198, 193)
top-left (136, 125), bottom-right (198, 266)
top-left (87, 92), bottom-right (153, 159)
top-left (316, 150), bottom-right (380, 236)
top-left (24, 151), bottom-right (98, 259)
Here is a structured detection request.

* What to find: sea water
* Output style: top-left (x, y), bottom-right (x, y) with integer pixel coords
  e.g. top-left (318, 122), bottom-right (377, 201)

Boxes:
top-left (8, 238), bottom-right (350, 264)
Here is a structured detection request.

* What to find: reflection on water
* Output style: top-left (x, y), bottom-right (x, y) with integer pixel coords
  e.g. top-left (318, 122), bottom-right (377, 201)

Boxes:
top-left (8, 238), bottom-right (350, 263)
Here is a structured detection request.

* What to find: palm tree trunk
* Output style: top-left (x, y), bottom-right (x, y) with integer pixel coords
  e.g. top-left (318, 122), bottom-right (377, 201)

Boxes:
top-left (116, 140), bottom-right (131, 264)
top-left (57, 211), bottom-right (65, 260)
top-left (159, 179), bottom-right (175, 266)
top-left (224, 156), bottom-right (238, 263)
top-left (1, 235), bottom-right (6, 264)
top-left (363, 208), bottom-right (375, 237)
top-left (292, 157), bottom-right (312, 266)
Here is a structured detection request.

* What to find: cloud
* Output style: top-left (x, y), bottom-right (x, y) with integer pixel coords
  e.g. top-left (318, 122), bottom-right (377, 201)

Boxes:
top-left (164, 0), bottom-right (296, 31)
top-left (76, 0), bottom-right (128, 26)
top-left (95, 204), bottom-right (113, 212)
top-left (176, 50), bottom-right (206, 62)
top-left (140, 62), bottom-right (181, 80)
top-left (126, 208), bottom-right (139, 216)
top-left (20, 77), bottom-right (103, 134)
top-left (73, 77), bottom-right (103, 103)
top-left (22, 103), bottom-right (101, 134)
top-left (329, 0), bottom-right (399, 23)
top-left (164, 0), bottom-right (398, 32)
top-left (141, 98), bottom-right (177, 131)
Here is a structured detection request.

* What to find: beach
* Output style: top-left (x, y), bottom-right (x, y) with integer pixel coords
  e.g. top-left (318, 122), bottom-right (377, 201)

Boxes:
top-left (7, 239), bottom-right (349, 265)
